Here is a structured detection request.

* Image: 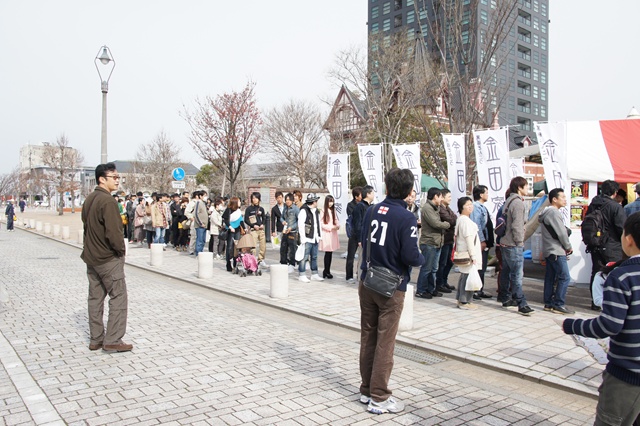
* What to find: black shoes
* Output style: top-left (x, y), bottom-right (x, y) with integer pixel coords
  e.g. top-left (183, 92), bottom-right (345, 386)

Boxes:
top-left (435, 286), bottom-right (452, 294)
top-left (502, 299), bottom-right (518, 308)
top-left (430, 290), bottom-right (443, 297)
top-left (518, 305), bottom-right (534, 316)
top-left (415, 292), bottom-right (433, 299)
top-left (476, 291), bottom-right (493, 299)
top-left (552, 306), bottom-right (574, 315)
top-left (591, 303), bottom-right (602, 312)
top-left (323, 272), bottom-right (334, 279)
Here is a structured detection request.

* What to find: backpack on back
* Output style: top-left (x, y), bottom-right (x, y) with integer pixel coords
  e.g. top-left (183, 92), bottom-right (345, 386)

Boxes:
top-left (581, 207), bottom-right (606, 251)
top-left (345, 215), bottom-right (353, 239)
top-left (494, 203), bottom-right (509, 239)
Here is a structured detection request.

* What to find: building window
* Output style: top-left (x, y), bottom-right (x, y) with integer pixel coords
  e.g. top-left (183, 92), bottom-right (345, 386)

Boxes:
top-left (540, 71), bottom-right (546, 84)
top-left (541, 53), bottom-right (547, 67)
top-left (541, 105), bottom-right (547, 118)
top-left (533, 85), bottom-right (539, 98)
top-left (462, 30), bottom-right (470, 44)
top-left (532, 68), bottom-right (538, 81)
top-left (407, 28), bottom-right (415, 41)
top-left (509, 114), bottom-right (516, 123)
top-left (383, 1), bottom-right (391, 15)
top-left (394, 15), bottom-right (402, 28)
top-left (518, 117), bottom-right (532, 131)
top-left (383, 18), bottom-right (391, 32)
top-left (518, 28), bottom-right (531, 44)
top-left (533, 102), bottom-right (539, 115)
top-left (509, 59), bottom-right (515, 72)
top-left (395, 0), bottom-right (402, 11)
top-left (481, 0), bottom-right (487, 4)
top-left (541, 22), bottom-right (547, 34)
top-left (372, 6), bottom-right (379, 19)
top-left (508, 96), bottom-right (515, 110)
top-left (541, 37), bottom-right (547, 51)
top-left (419, 9), bottom-right (427, 20)
top-left (517, 81), bottom-right (531, 96)
top-left (383, 35), bottom-right (391, 47)
top-left (517, 46), bottom-right (531, 61)
top-left (533, 51), bottom-right (539, 64)
top-left (533, 17), bottom-right (539, 31)
top-left (462, 10), bottom-right (471, 25)
top-left (518, 11), bottom-right (531, 26)
top-left (491, 0), bottom-right (497, 8)
top-left (480, 10), bottom-right (488, 25)
top-left (517, 100), bottom-right (531, 114)
top-left (407, 9), bottom-right (415, 24)
top-left (541, 2), bottom-right (547, 17)
top-left (533, 0), bottom-right (539, 12)
top-left (407, 0), bottom-right (414, 5)
top-left (541, 88), bottom-right (546, 101)
top-left (372, 23), bottom-right (379, 34)
top-left (518, 64), bottom-right (531, 78)
top-left (490, 56), bottom-right (497, 67)
top-left (533, 34), bottom-right (539, 47)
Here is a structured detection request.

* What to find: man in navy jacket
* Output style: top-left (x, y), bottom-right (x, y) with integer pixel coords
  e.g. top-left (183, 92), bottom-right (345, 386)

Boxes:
top-left (357, 168), bottom-right (424, 415)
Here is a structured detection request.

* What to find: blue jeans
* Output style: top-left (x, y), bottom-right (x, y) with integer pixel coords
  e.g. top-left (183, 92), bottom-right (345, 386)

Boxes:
top-left (543, 254), bottom-right (570, 308)
top-left (195, 227), bottom-right (207, 256)
top-left (499, 246), bottom-right (527, 307)
top-left (417, 244), bottom-right (441, 294)
top-left (299, 242), bottom-right (319, 274)
top-left (153, 227), bottom-right (165, 244)
top-left (436, 243), bottom-right (454, 288)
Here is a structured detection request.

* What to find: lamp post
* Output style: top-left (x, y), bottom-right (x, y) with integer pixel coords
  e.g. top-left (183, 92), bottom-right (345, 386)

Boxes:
top-left (94, 45), bottom-right (115, 165)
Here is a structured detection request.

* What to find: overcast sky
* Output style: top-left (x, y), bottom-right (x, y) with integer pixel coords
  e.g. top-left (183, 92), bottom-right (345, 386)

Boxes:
top-left (1, 1), bottom-right (639, 174)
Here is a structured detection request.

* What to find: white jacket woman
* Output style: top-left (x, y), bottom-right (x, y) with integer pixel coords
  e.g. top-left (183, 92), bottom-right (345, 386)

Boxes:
top-left (454, 196), bottom-right (482, 309)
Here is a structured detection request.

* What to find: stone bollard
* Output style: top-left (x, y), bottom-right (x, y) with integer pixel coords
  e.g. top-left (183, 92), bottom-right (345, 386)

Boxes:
top-left (61, 226), bottom-right (70, 240)
top-left (43, 222), bottom-right (50, 233)
top-left (78, 230), bottom-right (84, 245)
top-left (34, 220), bottom-right (41, 231)
top-left (150, 243), bottom-right (164, 266)
top-left (269, 264), bottom-right (289, 299)
top-left (398, 284), bottom-right (414, 331)
top-left (198, 252), bottom-right (214, 279)
top-left (52, 224), bottom-right (60, 237)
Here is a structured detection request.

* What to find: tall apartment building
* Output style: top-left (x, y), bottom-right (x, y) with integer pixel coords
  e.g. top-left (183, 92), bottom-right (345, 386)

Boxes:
top-left (367, 0), bottom-right (549, 141)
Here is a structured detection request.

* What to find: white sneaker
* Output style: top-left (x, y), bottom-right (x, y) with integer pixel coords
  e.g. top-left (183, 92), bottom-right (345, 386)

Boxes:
top-left (367, 397), bottom-right (405, 414)
top-left (359, 394), bottom-right (371, 404)
top-left (311, 274), bottom-right (324, 281)
top-left (298, 275), bottom-right (310, 283)
top-left (287, 265), bottom-right (295, 274)
top-left (259, 261), bottom-right (268, 269)
top-left (346, 278), bottom-right (356, 284)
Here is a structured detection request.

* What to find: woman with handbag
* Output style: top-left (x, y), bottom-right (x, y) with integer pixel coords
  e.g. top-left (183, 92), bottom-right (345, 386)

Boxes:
top-left (319, 195), bottom-right (340, 279)
top-left (453, 196), bottom-right (482, 310)
top-left (222, 197), bottom-right (244, 272)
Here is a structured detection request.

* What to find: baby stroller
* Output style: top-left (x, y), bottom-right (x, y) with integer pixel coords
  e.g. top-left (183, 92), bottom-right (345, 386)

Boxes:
top-left (233, 233), bottom-right (262, 277)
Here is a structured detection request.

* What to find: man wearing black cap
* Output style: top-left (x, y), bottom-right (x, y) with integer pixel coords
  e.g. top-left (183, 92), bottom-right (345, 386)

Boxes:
top-left (297, 193), bottom-right (324, 283)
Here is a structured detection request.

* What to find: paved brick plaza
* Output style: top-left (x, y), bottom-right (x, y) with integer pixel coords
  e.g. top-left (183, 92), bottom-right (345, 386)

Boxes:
top-left (0, 216), bottom-right (598, 424)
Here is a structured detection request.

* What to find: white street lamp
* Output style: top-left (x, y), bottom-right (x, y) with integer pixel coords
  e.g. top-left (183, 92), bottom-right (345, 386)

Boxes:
top-left (94, 45), bottom-right (116, 164)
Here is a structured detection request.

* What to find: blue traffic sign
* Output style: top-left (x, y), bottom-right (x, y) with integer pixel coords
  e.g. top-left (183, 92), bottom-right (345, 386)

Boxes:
top-left (172, 167), bottom-right (185, 181)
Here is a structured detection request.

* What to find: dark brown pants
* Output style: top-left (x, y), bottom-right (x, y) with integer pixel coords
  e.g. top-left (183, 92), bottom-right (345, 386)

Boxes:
top-left (87, 257), bottom-right (128, 346)
top-left (358, 281), bottom-right (405, 402)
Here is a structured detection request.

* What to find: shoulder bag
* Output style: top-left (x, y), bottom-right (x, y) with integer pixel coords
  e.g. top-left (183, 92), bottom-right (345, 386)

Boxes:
top-left (363, 212), bottom-right (403, 298)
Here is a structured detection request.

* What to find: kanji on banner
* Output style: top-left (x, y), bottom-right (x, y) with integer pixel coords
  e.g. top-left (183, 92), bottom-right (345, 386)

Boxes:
top-left (326, 153), bottom-right (350, 226)
top-left (509, 157), bottom-right (525, 179)
top-left (442, 134), bottom-right (467, 208)
top-left (535, 121), bottom-right (571, 225)
top-left (357, 144), bottom-right (383, 204)
top-left (392, 143), bottom-right (422, 203)
top-left (473, 128), bottom-right (510, 222)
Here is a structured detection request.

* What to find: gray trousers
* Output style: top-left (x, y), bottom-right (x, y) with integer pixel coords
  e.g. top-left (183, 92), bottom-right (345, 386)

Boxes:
top-left (456, 273), bottom-right (475, 303)
top-left (87, 257), bottom-right (128, 346)
top-left (594, 371), bottom-right (640, 426)
top-left (189, 226), bottom-right (197, 253)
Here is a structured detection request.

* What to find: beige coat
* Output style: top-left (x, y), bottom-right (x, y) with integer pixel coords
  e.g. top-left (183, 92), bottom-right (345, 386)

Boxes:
top-left (455, 215), bottom-right (482, 272)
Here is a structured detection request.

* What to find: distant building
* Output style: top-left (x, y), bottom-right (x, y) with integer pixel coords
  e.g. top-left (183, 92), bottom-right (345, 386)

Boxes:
top-left (323, 85), bottom-right (368, 150)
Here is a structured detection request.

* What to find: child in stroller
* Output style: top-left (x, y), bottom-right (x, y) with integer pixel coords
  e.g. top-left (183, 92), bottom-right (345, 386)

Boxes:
top-left (233, 233), bottom-right (262, 277)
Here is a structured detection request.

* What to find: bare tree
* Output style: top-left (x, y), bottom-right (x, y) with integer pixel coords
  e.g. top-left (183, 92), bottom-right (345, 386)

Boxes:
top-left (262, 100), bottom-right (328, 188)
top-left (130, 130), bottom-right (183, 193)
top-left (416, 0), bottom-right (519, 182)
top-left (182, 82), bottom-right (261, 197)
top-left (0, 167), bottom-right (20, 201)
top-left (41, 134), bottom-right (84, 215)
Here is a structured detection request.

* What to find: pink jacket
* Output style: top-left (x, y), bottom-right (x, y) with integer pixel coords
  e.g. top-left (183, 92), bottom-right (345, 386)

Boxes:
top-left (319, 209), bottom-right (340, 252)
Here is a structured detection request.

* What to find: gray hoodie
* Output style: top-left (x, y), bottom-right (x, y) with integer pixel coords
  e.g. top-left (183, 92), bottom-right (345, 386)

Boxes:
top-left (538, 206), bottom-right (572, 257)
top-left (501, 193), bottom-right (526, 247)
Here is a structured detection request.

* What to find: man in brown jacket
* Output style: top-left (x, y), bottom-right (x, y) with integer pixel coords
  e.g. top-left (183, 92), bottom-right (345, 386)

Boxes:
top-left (81, 163), bottom-right (132, 352)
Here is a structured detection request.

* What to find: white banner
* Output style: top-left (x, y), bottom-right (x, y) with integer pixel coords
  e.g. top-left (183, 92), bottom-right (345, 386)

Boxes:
top-left (442, 134), bottom-right (467, 209)
top-left (473, 128), bottom-right (511, 222)
top-left (509, 157), bottom-right (525, 179)
top-left (392, 143), bottom-right (422, 203)
top-left (357, 144), bottom-right (383, 204)
top-left (535, 121), bottom-right (571, 225)
top-left (326, 152), bottom-right (350, 226)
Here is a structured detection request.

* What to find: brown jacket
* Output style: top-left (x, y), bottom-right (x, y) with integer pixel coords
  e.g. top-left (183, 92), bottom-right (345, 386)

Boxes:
top-left (81, 186), bottom-right (126, 266)
top-left (439, 204), bottom-right (457, 245)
